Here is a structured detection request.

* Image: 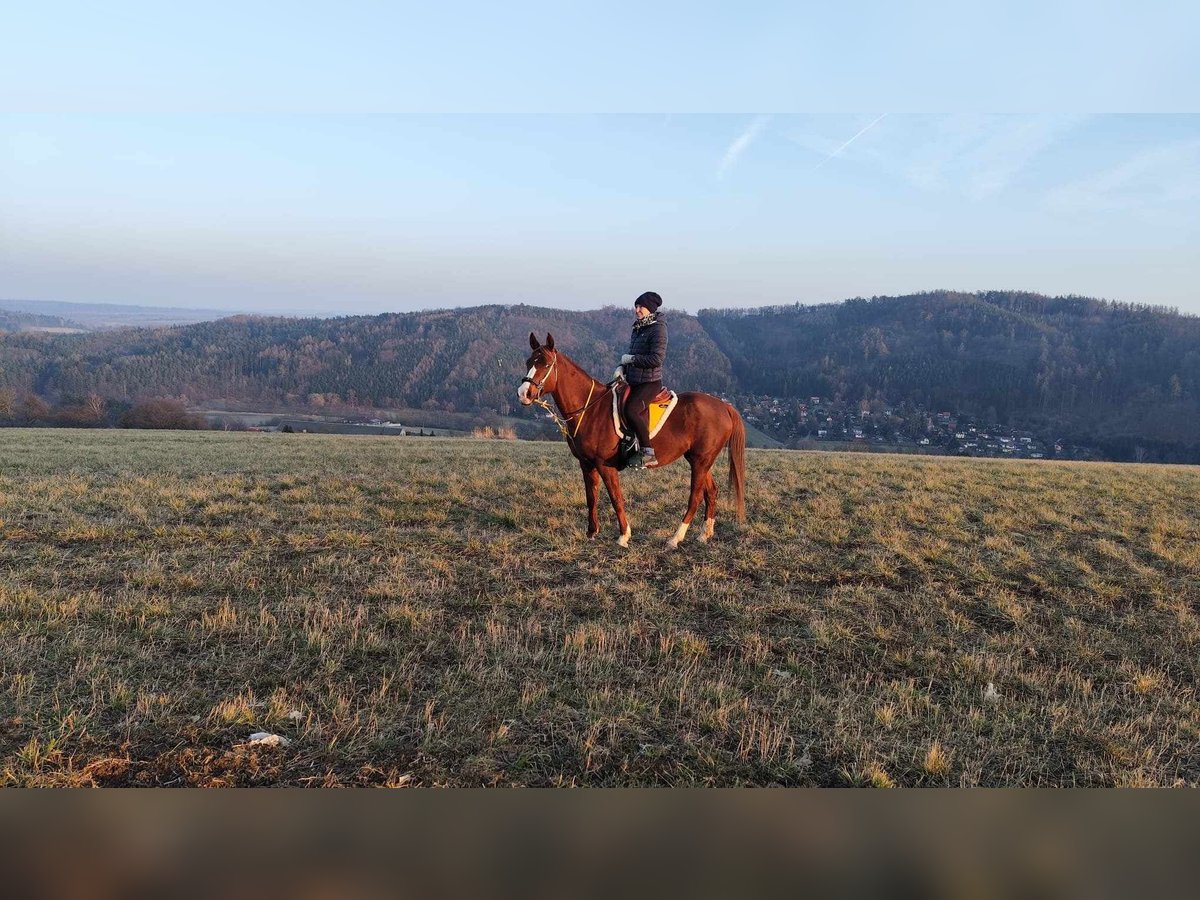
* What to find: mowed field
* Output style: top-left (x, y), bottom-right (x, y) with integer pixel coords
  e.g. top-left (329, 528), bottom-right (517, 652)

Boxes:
top-left (1, 429), bottom-right (1198, 787)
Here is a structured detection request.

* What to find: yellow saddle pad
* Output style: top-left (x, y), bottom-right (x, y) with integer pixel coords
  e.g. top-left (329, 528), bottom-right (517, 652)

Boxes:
top-left (648, 397), bottom-right (675, 436)
top-left (612, 388), bottom-right (679, 440)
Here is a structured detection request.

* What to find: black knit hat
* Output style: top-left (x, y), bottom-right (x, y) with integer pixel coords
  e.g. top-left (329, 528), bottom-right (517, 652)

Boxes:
top-left (634, 291), bottom-right (662, 312)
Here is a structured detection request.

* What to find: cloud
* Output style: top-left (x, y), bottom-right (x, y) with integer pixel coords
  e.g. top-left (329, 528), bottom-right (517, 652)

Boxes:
top-left (786, 114), bottom-right (1086, 200)
top-left (717, 115), bottom-right (770, 179)
top-left (960, 114), bottom-right (1086, 200)
top-left (1045, 138), bottom-right (1200, 215)
top-left (903, 115), bottom-right (998, 191)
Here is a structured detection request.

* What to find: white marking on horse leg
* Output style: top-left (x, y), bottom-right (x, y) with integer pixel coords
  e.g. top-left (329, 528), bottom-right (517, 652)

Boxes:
top-left (667, 522), bottom-right (690, 548)
top-left (700, 517), bottom-right (716, 542)
top-left (617, 525), bottom-right (631, 548)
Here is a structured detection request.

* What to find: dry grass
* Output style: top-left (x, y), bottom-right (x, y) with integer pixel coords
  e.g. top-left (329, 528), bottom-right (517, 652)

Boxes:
top-left (1, 428), bottom-right (1198, 786)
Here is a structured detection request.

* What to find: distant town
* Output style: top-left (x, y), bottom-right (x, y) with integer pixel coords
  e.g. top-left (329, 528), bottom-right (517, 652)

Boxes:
top-left (729, 394), bottom-right (1101, 461)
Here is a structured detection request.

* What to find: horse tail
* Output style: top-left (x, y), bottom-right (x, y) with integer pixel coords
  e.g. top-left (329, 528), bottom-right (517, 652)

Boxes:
top-left (725, 403), bottom-right (747, 523)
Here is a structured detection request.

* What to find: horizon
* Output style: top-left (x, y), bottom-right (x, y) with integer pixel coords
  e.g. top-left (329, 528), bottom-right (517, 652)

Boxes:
top-left (4, 285), bottom-right (1198, 324)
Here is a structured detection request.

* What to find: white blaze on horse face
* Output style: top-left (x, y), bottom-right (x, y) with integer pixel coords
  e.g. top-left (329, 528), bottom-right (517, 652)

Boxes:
top-left (517, 367), bottom-right (536, 404)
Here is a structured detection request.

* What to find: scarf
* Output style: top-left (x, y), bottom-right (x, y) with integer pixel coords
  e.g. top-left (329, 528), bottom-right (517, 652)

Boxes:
top-left (632, 313), bottom-right (659, 331)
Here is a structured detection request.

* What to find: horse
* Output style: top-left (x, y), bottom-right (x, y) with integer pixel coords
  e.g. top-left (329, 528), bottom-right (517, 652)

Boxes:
top-left (517, 332), bottom-right (746, 548)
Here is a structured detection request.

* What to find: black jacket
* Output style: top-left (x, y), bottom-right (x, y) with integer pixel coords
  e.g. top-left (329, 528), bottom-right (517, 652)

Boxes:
top-left (626, 314), bottom-right (666, 385)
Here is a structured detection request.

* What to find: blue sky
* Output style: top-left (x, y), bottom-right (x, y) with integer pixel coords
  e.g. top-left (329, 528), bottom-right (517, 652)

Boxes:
top-left (6, 2), bottom-right (1198, 112)
top-left (3, 114), bottom-right (1197, 314)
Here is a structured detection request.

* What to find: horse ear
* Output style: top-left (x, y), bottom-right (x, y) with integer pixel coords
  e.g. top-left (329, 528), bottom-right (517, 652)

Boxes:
top-left (529, 332), bottom-right (540, 350)
top-left (545, 333), bottom-right (555, 350)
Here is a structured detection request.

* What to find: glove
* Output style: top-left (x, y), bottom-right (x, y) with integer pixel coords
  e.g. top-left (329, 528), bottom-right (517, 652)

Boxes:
top-left (613, 366), bottom-right (625, 380)
top-left (621, 354), bottom-right (635, 365)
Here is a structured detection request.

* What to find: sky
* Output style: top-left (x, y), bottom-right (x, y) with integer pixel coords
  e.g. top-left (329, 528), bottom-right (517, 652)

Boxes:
top-left (5, 2), bottom-right (1197, 113)
top-left (2, 4), bottom-right (1198, 316)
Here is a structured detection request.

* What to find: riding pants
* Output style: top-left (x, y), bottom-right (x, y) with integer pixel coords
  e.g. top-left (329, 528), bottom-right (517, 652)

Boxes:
top-left (623, 380), bottom-right (662, 448)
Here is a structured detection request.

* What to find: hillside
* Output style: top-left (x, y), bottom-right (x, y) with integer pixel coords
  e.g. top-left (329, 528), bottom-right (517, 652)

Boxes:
top-left (0, 304), bottom-right (734, 418)
top-left (701, 291), bottom-right (1200, 458)
top-left (2, 291), bottom-right (1199, 460)
top-left (2, 430), bottom-right (1198, 786)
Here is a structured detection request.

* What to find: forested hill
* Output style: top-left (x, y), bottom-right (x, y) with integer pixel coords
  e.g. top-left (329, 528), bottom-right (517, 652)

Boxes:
top-left (0, 305), bottom-right (734, 417)
top-left (2, 291), bottom-right (1199, 459)
top-left (699, 291), bottom-right (1200, 453)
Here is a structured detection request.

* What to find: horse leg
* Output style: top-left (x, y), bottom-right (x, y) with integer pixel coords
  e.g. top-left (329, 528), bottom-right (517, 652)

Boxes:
top-left (581, 462), bottom-right (601, 539)
top-left (700, 471), bottom-right (718, 543)
top-left (668, 459), bottom-right (708, 549)
top-left (597, 465), bottom-right (632, 547)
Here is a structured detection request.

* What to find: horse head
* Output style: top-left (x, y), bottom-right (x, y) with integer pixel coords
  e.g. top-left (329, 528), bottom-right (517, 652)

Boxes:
top-left (518, 333), bottom-right (559, 405)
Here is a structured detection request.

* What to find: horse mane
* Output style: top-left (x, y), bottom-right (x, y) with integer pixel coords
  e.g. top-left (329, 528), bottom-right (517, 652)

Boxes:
top-left (550, 349), bottom-right (595, 385)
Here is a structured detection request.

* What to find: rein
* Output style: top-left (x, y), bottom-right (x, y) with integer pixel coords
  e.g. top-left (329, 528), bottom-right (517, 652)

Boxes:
top-left (561, 378), bottom-right (614, 424)
top-left (527, 361), bottom-right (619, 445)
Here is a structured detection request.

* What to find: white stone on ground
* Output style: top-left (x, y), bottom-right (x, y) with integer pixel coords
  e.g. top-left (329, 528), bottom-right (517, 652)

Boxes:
top-left (248, 732), bottom-right (292, 747)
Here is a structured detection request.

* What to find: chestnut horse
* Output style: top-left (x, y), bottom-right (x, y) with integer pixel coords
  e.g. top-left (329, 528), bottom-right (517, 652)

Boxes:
top-left (518, 333), bottom-right (746, 548)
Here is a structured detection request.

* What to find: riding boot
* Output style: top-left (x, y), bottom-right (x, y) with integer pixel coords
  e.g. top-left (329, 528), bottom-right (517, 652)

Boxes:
top-left (627, 444), bottom-right (646, 468)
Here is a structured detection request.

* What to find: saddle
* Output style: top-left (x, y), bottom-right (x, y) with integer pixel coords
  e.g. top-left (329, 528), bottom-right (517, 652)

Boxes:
top-left (620, 384), bottom-right (674, 408)
top-left (613, 384), bottom-right (679, 468)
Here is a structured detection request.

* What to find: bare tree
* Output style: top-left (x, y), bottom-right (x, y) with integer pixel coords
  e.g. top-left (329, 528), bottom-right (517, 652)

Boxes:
top-left (85, 393), bottom-right (106, 422)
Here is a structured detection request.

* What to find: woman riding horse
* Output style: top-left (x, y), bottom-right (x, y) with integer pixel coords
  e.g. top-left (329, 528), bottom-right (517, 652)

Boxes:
top-left (517, 318), bottom-right (746, 548)
top-left (618, 291), bottom-right (667, 469)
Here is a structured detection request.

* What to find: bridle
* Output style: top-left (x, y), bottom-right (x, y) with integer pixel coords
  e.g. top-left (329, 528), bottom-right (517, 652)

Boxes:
top-left (521, 352), bottom-right (620, 445)
top-left (520, 355), bottom-right (557, 400)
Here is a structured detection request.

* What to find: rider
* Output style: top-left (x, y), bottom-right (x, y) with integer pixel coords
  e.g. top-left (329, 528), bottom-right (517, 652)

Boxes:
top-left (617, 291), bottom-right (667, 468)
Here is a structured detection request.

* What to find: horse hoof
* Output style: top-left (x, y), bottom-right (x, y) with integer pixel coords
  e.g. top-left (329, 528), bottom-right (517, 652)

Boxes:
top-left (617, 529), bottom-right (631, 548)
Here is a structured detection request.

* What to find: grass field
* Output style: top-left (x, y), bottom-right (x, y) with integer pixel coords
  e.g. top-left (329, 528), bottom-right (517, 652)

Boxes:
top-left (1, 428), bottom-right (1198, 786)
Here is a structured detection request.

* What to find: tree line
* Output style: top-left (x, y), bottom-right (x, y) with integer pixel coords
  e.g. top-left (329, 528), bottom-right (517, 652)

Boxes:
top-left (3, 292), bottom-right (1200, 460)
top-left (0, 391), bottom-right (204, 430)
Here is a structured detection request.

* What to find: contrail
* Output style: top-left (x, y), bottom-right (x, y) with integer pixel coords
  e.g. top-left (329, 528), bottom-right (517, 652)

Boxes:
top-left (813, 112), bottom-right (887, 170)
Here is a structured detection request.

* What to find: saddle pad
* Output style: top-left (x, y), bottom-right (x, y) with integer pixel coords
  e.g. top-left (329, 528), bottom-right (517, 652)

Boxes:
top-left (613, 388), bottom-right (679, 440)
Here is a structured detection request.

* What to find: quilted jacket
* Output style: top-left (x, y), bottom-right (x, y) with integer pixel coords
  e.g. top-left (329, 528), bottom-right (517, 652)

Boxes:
top-left (625, 314), bottom-right (667, 384)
